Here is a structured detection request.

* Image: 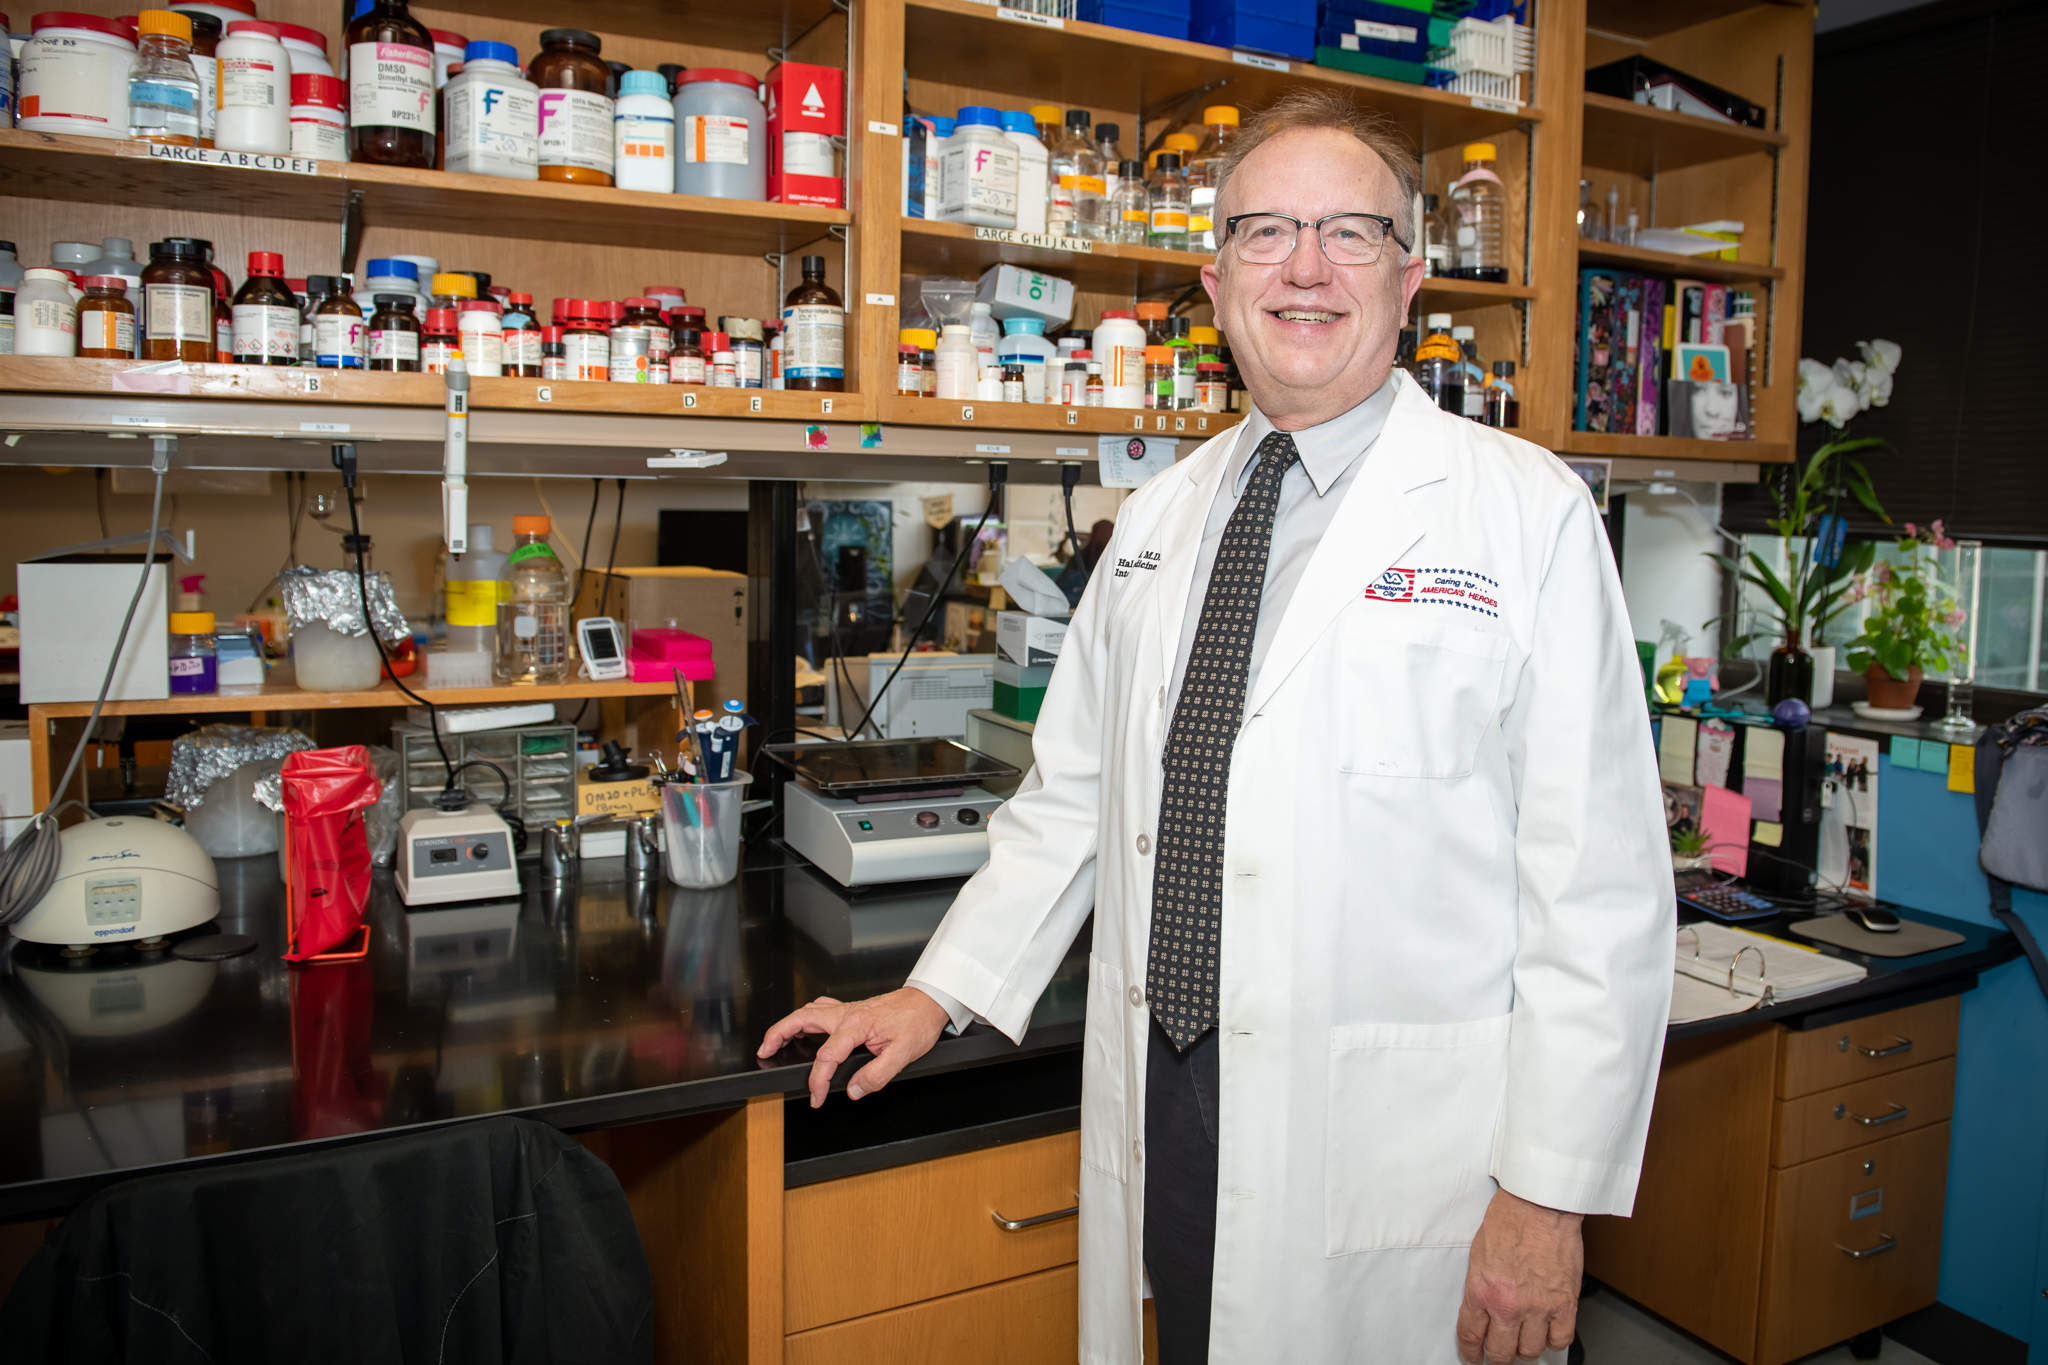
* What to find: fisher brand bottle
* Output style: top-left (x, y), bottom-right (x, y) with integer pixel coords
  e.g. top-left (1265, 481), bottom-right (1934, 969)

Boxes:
top-left (530, 29), bottom-right (614, 185)
top-left (346, 0), bottom-right (436, 168)
top-left (780, 255), bottom-right (844, 392)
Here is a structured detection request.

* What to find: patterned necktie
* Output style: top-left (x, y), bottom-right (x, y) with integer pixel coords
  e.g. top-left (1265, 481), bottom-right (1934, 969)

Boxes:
top-left (1146, 429), bottom-right (1301, 1050)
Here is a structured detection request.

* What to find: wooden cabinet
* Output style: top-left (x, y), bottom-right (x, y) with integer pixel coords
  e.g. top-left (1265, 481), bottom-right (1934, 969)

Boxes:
top-left (1585, 994), bottom-right (1962, 1364)
top-left (785, 1131), bottom-right (1081, 1364)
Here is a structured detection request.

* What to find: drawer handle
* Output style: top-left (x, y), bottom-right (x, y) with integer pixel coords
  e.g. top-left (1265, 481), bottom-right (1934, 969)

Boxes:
top-left (1848, 1102), bottom-right (1910, 1126)
top-left (1837, 1234), bottom-right (1898, 1260)
top-left (1851, 1035), bottom-right (1914, 1058)
top-left (991, 1202), bottom-right (1079, 1232)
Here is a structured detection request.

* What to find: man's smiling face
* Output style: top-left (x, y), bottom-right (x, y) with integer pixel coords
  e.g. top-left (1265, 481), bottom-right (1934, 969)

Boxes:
top-left (1201, 125), bottom-right (1425, 430)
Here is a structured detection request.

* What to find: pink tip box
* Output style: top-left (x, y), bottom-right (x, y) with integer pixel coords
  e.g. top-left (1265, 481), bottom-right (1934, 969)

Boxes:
top-left (626, 627), bottom-right (714, 683)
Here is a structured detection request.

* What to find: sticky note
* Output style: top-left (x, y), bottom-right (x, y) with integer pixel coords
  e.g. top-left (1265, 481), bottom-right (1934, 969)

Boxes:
top-left (1702, 784), bottom-right (1752, 877)
top-left (1891, 737), bottom-right (1922, 770)
top-left (1918, 743), bottom-right (1948, 777)
top-left (1697, 719), bottom-right (1735, 788)
top-left (1753, 820), bottom-right (1783, 847)
top-left (1659, 716), bottom-right (1698, 785)
top-left (1949, 744), bottom-right (1976, 794)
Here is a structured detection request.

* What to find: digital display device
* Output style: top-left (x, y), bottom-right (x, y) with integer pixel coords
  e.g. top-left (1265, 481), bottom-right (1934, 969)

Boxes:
top-left (576, 617), bottom-right (629, 680)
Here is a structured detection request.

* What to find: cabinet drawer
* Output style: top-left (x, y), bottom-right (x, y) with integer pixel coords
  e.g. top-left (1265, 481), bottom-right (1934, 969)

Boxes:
top-left (784, 1130), bottom-right (1080, 1333)
top-left (1755, 1122), bottom-right (1949, 1365)
top-left (1772, 1056), bottom-right (1955, 1167)
top-left (1776, 994), bottom-right (1958, 1099)
top-left (786, 1264), bottom-right (1077, 1365)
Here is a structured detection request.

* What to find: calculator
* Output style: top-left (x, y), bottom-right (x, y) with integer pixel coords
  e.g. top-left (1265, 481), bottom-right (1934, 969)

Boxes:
top-left (1676, 878), bottom-right (1781, 923)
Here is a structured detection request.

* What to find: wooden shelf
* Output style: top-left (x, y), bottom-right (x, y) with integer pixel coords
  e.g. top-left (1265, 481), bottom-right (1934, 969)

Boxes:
top-left (1580, 93), bottom-right (1786, 177)
top-left (0, 128), bottom-right (847, 256)
top-left (1578, 241), bottom-right (1785, 284)
top-left (878, 393), bottom-right (1240, 440)
top-left (1585, 0), bottom-right (1803, 40)
top-left (27, 678), bottom-right (683, 720)
top-left (0, 357), bottom-right (860, 421)
top-left (901, 219), bottom-right (1209, 297)
top-left (412, 0), bottom-right (839, 50)
top-left (902, 0), bottom-right (1536, 147)
top-left (1419, 276), bottom-right (1538, 306)
top-left (1556, 431), bottom-right (1791, 464)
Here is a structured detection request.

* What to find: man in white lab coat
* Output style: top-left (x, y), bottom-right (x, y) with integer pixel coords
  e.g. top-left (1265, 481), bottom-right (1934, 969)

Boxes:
top-left (760, 90), bottom-right (1673, 1365)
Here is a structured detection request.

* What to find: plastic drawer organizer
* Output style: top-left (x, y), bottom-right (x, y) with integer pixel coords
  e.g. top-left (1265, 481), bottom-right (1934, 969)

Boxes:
top-left (394, 722), bottom-right (579, 849)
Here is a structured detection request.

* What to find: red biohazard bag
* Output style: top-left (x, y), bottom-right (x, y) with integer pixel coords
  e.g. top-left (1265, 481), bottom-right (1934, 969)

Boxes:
top-left (281, 746), bottom-right (381, 962)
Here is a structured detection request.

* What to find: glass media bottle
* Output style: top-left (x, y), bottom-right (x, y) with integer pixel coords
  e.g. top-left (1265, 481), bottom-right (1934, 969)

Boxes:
top-left (496, 514), bottom-right (571, 683)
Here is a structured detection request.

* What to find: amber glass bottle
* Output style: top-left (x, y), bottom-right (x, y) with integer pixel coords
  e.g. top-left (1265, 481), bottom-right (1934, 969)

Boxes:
top-left (140, 238), bottom-right (216, 363)
top-left (780, 254), bottom-right (845, 393)
top-left (528, 30), bottom-right (613, 186)
top-left (345, 0), bottom-right (435, 168)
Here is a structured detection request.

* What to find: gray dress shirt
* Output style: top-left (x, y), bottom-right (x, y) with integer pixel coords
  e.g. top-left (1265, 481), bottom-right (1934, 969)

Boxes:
top-left (912, 375), bottom-right (1397, 1033)
top-left (1165, 376), bottom-right (1398, 717)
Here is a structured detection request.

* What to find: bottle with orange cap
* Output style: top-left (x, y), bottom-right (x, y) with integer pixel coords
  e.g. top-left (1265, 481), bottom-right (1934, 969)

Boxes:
top-left (1447, 142), bottom-right (1508, 283)
top-left (128, 10), bottom-right (202, 146)
top-left (1188, 106), bottom-right (1239, 251)
top-left (496, 514), bottom-right (572, 684)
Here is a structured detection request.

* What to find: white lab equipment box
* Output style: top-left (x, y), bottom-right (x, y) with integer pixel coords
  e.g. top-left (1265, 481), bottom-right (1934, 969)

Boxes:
top-left (861, 652), bottom-right (995, 739)
top-left (18, 558), bottom-right (171, 703)
top-left (0, 720), bottom-right (32, 851)
top-left (996, 611), bottom-right (1066, 667)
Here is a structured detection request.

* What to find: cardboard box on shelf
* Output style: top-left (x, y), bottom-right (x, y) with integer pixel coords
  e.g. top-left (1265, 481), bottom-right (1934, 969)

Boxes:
top-left (17, 557), bottom-right (171, 703)
top-left (977, 264), bottom-right (1075, 325)
top-left (997, 611), bottom-right (1066, 668)
top-left (767, 61), bottom-right (844, 208)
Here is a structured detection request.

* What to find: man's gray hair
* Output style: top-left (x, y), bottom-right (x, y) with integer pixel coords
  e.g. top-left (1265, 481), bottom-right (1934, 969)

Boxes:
top-left (1212, 89), bottom-right (1423, 250)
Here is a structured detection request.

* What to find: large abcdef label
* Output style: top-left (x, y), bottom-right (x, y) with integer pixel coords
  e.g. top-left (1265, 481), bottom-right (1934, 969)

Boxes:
top-left (682, 114), bottom-right (749, 165)
top-left (348, 41), bottom-right (433, 131)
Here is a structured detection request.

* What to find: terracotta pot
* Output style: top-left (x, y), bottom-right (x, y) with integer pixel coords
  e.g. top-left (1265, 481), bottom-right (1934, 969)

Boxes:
top-left (1864, 663), bottom-right (1924, 710)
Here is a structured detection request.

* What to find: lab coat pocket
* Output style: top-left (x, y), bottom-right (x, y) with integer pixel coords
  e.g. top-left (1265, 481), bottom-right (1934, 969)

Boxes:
top-left (1081, 954), bottom-right (1128, 1182)
top-left (1325, 1013), bottom-right (1512, 1254)
top-left (1337, 615), bottom-right (1508, 779)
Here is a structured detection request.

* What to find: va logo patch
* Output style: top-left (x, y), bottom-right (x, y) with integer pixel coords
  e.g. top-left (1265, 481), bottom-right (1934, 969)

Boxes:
top-left (1364, 568), bottom-right (1415, 602)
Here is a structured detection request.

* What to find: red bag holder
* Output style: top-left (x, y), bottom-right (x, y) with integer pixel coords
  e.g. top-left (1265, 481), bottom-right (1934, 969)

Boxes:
top-left (281, 745), bottom-right (382, 963)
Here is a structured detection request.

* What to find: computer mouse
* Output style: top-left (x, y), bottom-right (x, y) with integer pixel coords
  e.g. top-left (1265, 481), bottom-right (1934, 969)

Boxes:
top-left (1846, 906), bottom-right (1902, 933)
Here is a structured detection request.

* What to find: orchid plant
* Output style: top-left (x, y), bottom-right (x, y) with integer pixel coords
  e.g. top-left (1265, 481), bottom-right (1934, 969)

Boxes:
top-left (1710, 340), bottom-right (1901, 655)
top-left (1842, 521), bottom-right (1968, 681)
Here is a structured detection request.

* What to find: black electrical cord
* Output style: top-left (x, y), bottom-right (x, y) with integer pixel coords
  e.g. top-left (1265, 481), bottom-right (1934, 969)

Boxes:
top-left (571, 476), bottom-right (600, 612)
top-left (335, 444), bottom-right (456, 791)
top-left (1059, 461), bottom-right (1085, 559)
top-left (804, 518), bottom-right (875, 739)
top-left (597, 477), bottom-right (625, 619)
top-left (848, 464), bottom-right (1005, 743)
top-left (442, 758), bottom-right (526, 854)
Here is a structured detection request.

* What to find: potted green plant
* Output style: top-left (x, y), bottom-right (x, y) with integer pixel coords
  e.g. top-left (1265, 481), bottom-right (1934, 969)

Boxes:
top-left (1708, 340), bottom-right (1899, 706)
top-left (1670, 825), bottom-right (1713, 874)
top-left (1843, 521), bottom-right (1967, 710)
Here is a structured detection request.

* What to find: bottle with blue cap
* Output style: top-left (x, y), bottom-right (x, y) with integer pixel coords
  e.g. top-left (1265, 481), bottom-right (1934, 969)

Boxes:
top-left (999, 111), bottom-right (1050, 235)
top-left (355, 257), bottom-right (425, 317)
top-left (613, 69), bottom-right (675, 194)
top-left (442, 40), bottom-right (539, 180)
top-left (997, 316), bottom-right (1056, 403)
top-left (939, 106), bottom-right (1019, 230)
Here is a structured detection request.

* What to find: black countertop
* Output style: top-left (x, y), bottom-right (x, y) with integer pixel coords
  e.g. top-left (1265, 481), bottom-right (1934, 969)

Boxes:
top-left (0, 848), bottom-right (1086, 1220)
top-left (0, 843), bottom-right (2016, 1220)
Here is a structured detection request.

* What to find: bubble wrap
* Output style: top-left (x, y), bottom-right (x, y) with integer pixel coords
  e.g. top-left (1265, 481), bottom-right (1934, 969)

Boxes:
top-left (278, 565), bottom-right (411, 644)
top-left (166, 724), bottom-right (317, 809)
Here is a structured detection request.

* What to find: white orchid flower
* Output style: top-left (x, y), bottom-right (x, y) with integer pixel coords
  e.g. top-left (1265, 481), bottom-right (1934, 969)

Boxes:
top-left (1832, 357), bottom-right (1867, 391)
top-left (1858, 364), bottom-right (1894, 408)
top-left (1857, 338), bottom-right (1902, 373)
top-left (1816, 381), bottom-right (1862, 428)
top-left (1798, 357), bottom-right (1833, 397)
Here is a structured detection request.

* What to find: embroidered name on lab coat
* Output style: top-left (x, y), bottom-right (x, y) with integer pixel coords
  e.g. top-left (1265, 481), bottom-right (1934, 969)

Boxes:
top-left (1115, 550), bottom-right (1162, 577)
top-left (1364, 566), bottom-right (1501, 617)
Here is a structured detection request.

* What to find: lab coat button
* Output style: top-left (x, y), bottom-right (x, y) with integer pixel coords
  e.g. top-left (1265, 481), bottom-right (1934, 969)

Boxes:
top-left (1136, 834), bottom-right (1151, 855)
top-left (1128, 985), bottom-right (1144, 1008)
top-left (1132, 1139), bottom-right (1142, 1162)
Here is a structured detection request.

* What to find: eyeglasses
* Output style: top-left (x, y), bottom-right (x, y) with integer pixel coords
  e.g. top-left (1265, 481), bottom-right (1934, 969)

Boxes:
top-left (1223, 212), bottom-right (1410, 266)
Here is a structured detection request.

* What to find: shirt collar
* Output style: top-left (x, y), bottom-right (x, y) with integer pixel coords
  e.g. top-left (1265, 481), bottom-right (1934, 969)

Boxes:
top-left (1231, 374), bottom-right (1398, 497)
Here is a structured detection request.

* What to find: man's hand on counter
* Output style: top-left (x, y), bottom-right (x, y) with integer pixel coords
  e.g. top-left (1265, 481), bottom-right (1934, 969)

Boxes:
top-left (757, 987), bottom-right (953, 1109)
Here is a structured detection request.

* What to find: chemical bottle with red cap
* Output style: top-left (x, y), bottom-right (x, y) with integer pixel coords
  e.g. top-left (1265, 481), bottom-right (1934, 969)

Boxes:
top-left (231, 251), bottom-right (300, 364)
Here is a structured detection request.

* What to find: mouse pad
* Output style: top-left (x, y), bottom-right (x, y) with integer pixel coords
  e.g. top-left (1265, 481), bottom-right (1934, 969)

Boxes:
top-left (1790, 914), bottom-right (1966, 957)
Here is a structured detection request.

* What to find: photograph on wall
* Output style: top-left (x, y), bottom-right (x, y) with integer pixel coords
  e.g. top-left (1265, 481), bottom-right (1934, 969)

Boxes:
top-left (1818, 732), bottom-right (1880, 900)
top-left (1564, 459), bottom-right (1612, 513)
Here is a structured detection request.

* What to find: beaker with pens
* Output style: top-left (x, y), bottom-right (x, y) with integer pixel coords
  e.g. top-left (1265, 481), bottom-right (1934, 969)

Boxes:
top-left (659, 773), bottom-right (751, 888)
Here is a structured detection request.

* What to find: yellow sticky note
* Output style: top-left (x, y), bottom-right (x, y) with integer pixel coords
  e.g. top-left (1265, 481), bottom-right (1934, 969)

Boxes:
top-left (1752, 820), bottom-right (1783, 847)
top-left (1948, 744), bottom-right (1976, 794)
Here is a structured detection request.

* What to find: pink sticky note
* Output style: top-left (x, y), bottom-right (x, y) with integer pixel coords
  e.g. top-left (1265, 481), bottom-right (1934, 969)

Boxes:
top-left (1701, 784), bottom-right (1752, 878)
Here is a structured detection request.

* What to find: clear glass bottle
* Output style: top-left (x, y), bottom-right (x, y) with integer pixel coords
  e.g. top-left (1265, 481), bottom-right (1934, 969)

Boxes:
top-left (1448, 142), bottom-right (1508, 283)
top-left (128, 10), bottom-right (202, 147)
top-left (1050, 110), bottom-right (1105, 240)
top-left (496, 514), bottom-right (571, 684)
top-left (1095, 122), bottom-right (1123, 206)
top-left (1483, 360), bottom-right (1519, 428)
top-left (1422, 193), bottom-right (1452, 277)
top-left (1452, 324), bottom-right (1485, 420)
top-left (1108, 159), bottom-right (1148, 245)
top-left (168, 611), bottom-right (218, 694)
top-left (1149, 152), bottom-right (1190, 251)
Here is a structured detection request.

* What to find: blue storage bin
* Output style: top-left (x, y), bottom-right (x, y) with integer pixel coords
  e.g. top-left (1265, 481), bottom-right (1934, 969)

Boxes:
top-left (1317, 0), bottom-right (1435, 27)
top-left (1191, 11), bottom-right (1314, 57)
top-left (1078, 0), bottom-right (1191, 34)
top-left (1195, 0), bottom-right (1313, 24)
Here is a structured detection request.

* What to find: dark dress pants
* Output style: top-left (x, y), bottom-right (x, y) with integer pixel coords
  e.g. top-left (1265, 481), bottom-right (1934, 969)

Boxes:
top-left (1143, 1017), bottom-right (1221, 1365)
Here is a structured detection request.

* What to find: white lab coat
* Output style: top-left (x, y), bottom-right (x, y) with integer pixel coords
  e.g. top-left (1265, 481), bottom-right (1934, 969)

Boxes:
top-left (909, 370), bottom-right (1673, 1364)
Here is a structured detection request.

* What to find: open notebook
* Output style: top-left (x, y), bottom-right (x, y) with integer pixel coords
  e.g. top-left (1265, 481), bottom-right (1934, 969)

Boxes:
top-left (1669, 921), bottom-right (1869, 1025)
